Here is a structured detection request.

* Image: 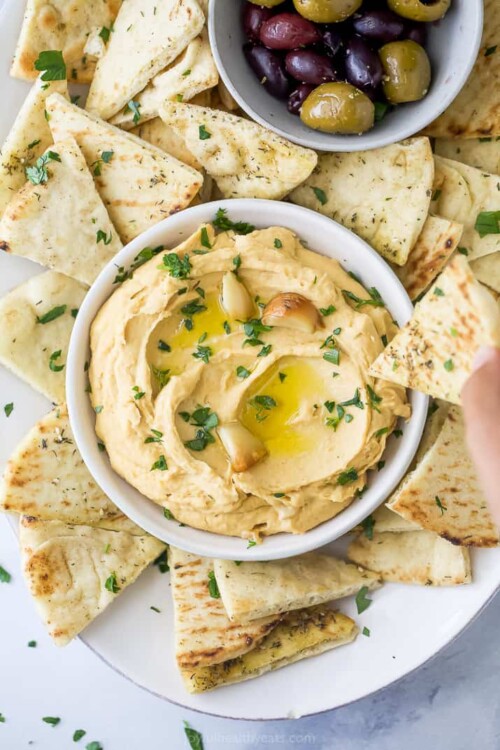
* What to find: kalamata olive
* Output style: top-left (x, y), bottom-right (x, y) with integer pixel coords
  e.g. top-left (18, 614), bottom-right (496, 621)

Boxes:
top-left (242, 2), bottom-right (275, 42)
top-left (244, 44), bottom-right (291, 99)
top-left (352, 9), bottom-right (405, 42)
top-left (379, 39), bottom-right (431, 103)
top-left (321, 27), bottom-right (343, 57)
top-left (288, 83), bottom-right (316, 113)
top-left (260, 12), bottom-right (321, 49)
top-left (405, 22), bottom-right (427, 46)
top-left (285, 49), bottom-right (337, 84)
top-left (293, 0), bottom-right (362, 23)
top-left (387, 0), bottom-right (451, 23)
top-left (248, 0), bottom-right (287, 7)
top-left (300, 81), bottom-right (375, 133)
top-left (345, 35), bottom-right (383, 91)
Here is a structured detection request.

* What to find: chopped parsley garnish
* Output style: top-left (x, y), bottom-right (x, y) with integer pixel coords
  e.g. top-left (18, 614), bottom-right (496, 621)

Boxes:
top-left (362, 626), bottom-right (371, 637)
top-left (381, 334), bottom-right (388, 347)
top-left (27, 138), bottom-right (41, 150)
top-left (42, 716), bottom-right (61, 727)
top-left (96, 229), bottom-right (112, 245)
top-left (154, 550), bottom-right (169, 573)
top-left (34, 50), bottom-right (66, 80)
top-left (355, 585), bottom-right (373, 614)
top-left (457, 247), bottom-right (469, 256)
top-left (99, 25), bottom-right (112, 42)
top-left (213, 208), bottom-right (255, 235)
top-left (319, 304), bottom-right (336, 317)
top-left (361, 514), bottom-right (375, 540)
top-left (85, 743), bottom-right (103, 750)
top-left (333, 327), bottom-right (342, 336)
top-left (181, 299), bottom-right (207, 327)
top-left (258, 344), bottom-right (272, 357)
top-left (144, 428), bottom-right (164, 444)
top-left (450, 327), bottom-right (458, 337)
top-left (0, 566), bottom-right (11, 583)
top-left (151, 365), bottom-right (170, 388)
top-left (200, 227), bottom-right (212, 248)
top-left (339, 388), bottom-right (364, 410)
top-left (312, 187), bottom-right (327, 205)
top-left (242, 318), bottom-right (272, 347)
top-left (374, 101), bottom-right (389, 121)
top-left (114, 245), bottom-right (164, 283)
top-left (431, 188), bottom-right (442, 201)
top-left (199, 124), bottom-right (211, 140)
top-left (37, 304), bottom-right (67, 324)
top-left (25, 150), bottom-right (61, 185)
top-left (377, 460), bottom-right (385, 471)
top-left (49, 350), bottom-right (65, 372)
top-left (274, 492), bottom-right (285, 498)
top-left (249, 394), bottom-right (276, 422)
top-left (326, 404), bottom-right (345, 431)
top-left (374, 427), bottom-right (389, 439)
top-left (278, 372), bottom-right (287, 383)
top-left (94, 405), bottom-right (103, 414)
top-left (323, 349), bottom-right (340, 366)
top-left (435, 495), bottom-right (447, 515)
top-left (342, 287), bottom-right (385, 309)
top-left (444, 358), bottom-right (454, 372)
top-left (127, 100), bottom-right (141, 124)
top-left (92, 149), bottom-right (114, 176)
top-left (247, 540), bottom-right (257, 548)
top-left (71, 308), bottom-right (79, 318)
top-left (0, 714), bottom-right (5, 722)
top-left (28, 641), bottom-right (37, 648)
top-left (485, 45), bottom-right (497, 56)
top-left (337, 467), bottom-right (358, 485)
top-left (184, 406), bottom-right (219, 451)
top-left (73, 729), bottom-right (86, 742)
top-left (223, 320), bottom-right (231, 334)
top-left (232, 254), bottom-right (242, 274)
top-left (475, 210), bottom-right (500, 237)
top-left (151, 455), bottom-right (168, 471)
top-left (433, 286), bottom-right (444, 296)
top-left (184, 721), bottom-right (204, 750)
top-left (3, 403), bottom-right (14, 418)
top-left (274, 238), bottom-right (283, 248)
top-left (393, 429), bottom-right (403, 438)
top-left (366, 385), bottom-right (382, 412)
top-left (163, 508), bottom-right (175, 520)
top-left (193, 344), bottom-right (212, 364)
top-left (150, 606), bottom-right (161, 613)
top-left (236, 365), bottom-right (251, 379)
top-left (104, 572), bottom-right (120, 594)
top-left (158, 339), bottom-right (171, 351)
top-left (207, 570), bottom-right (220, 598)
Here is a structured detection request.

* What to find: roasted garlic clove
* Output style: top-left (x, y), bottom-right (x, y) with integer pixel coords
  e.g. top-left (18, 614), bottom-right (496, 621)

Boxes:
top-left (261, 293), bottom-right (322, 333)
top-left (221, 271), bottom-right (254, 321)
top-left (218, 422), bottom-right (267, 473)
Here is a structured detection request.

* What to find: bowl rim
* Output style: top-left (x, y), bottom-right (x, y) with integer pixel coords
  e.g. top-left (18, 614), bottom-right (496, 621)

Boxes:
top-left (208, 0), bottom-right (484, 152)
top-left (66, 199), bottom-right (428, 560)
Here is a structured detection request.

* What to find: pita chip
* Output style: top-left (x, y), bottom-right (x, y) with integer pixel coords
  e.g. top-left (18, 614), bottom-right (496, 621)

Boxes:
top-left (0, 271), bottom-right (86, 403)
top-left (388, 406), bottom-right (499, 547)
top-left (435, 138), bottom-right (500, 177)
top-left (20, 516), bottom-right (165, 645)
top-left (471, 253), bottom-right (500, 294)
top-left (160, 102), bottom-right (318, 200)
top-left (169, 547), bottom-right (280, 670)
top-left (0, 77), bottom-right (68, 216)
top-left (369, 255), bottom-right (500, 404)
top-left (394, 216), bottom-right (463, 301)
top-left (289, 138), bottom-right (433, 266)
top-left (182, 606), bottom-right (358, 693)
top-left (85, 0), bottom-right (205, 120)
top-left (367, 504), bottom-right (421, 534)
top-left (10, 0), bottom-right (122, 83)
top-left (131, 117), bottom-right (202, 170)
top-left (0, 137), bottom-right (122, 284)
top-left (348, 530), bottom-right (471, 586)
top-left (46, 94), bottom-right (203, 243)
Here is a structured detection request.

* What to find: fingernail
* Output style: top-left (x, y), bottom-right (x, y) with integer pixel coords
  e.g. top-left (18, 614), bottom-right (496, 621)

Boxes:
top-left (472, 346), bottom-right (500, 372)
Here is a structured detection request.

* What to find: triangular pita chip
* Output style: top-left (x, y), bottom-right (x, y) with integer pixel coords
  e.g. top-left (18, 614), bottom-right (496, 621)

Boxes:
top-left (0, 137), bottom-right (122, 284)
top-left (182, 606), bottom-right (357, 693)
top-left (348, 530), bottom-right (471, 585)
top-left (20, 516), bottom-right (165, 645)
top-left (394, 216), bottom-right (463, 301)
top-left (423, 0), bottom-right (500, 138)
top-left (471, 253), bottom-right (500, 294)
top-left (131, 117), bottom-right (202, 170)
top-left (289, 137), bottom-right (433, 266)
top-left (159, 102), bottom-right (318, 200)
top-left (10, 0), bottom-right (122, 83)
top-left (388, 406), bottom-right (499, 547)
top-left (46, 94), bottom-right (203, 243)
top-left (213, 553), bottom-right (381, 624)
top-left (169, 547), bottom-right (280, 670)
top-left (110, 31), bottom-right (218, 129)
top-left (431, 156), bottom-right (500, 261)
top-left (369, 255), bottom-right (500, 404)
top-left (369, 504), bottom-right (421, 533)
top-left (0, 405), bottom-right (144, 534)
top-left (0, 77), bottom-right (68, 216)
top-left (435, 137), bottom-right (500, 177)
top-left (0, 271), bottom-right (86, 403)
top-left (85, 0), bottom-right (205, 120)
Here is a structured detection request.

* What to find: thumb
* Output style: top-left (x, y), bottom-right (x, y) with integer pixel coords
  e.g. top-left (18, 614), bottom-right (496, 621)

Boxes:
top-left (461, 346), bottom-right (500, 527)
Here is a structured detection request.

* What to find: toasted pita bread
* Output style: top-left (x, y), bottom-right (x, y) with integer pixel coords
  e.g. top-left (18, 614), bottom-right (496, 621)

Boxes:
top-left (0, 77), bottom-right (68, 217)
top-left (394, 216), bottom-right (463, 301)
top-left (423, 0), bottom-right (500, 138)
top-left (435, 138), bottom-right (500, 177)
top-left (85, 0), bottom-right (205, 120)
top-left (0, 405), bottom-right (143, 534)
top-left (369, 504), bottom-right (421, 533)
top-left (159, 102), bottom-right (318, 200)
top-left (213, 554), bottom-right (381, 624)
top-left (131, 117), bottom-right (202, 170)
top-left (169, 547), bottom-right (280, 670)
top-left (182, 606), bottom-right (357, 693)
top-left (348, 531), bottom-right (471, 585)
top-left (46, 94), bottom-right (202, 243)
top-left (0, 138), bottom-right (122, 284)
top-left (10, 0), bottom-right (122, 83)
top-left (0, 271), bottom-right (86, 403)
top-left (389, 406), bottom-right (498, 547)
top-left (20, 516), bottom-right (165, 645)
top-left (290, 138), bottom-right (433, 266)
top-left (110, 32), bottom-right (218, 129)
top-left (471, 253), bottom-right (500, 294)
top-left (369, 255), bottom-right (500, 404)
top-left (431, 156), bottom-right (500, 261)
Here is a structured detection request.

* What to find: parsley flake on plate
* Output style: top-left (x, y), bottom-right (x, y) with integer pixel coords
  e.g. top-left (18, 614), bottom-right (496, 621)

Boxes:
top-left (3, 403), bottom-right (14, 418)
top-left (355, 585), bottom-right (373, 614)
top-left (184, 721), bottom-right (204, 750)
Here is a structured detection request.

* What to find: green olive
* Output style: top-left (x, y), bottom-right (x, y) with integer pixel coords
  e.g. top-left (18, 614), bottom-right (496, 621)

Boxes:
top-left (248, 0), bottom-right (286, 6)
top-left (300, 82), bottom-right (375, 134)
top-left (293, 0), bottom-right (362, 23)
top-left (379, 40), bottom-right (431, 104)
top-left (387, 0), bottom-right (451, 22)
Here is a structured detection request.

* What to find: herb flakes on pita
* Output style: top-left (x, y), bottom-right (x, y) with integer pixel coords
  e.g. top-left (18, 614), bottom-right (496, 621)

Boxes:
top-left (169, 547), bottom-right (280, 670)
top-left (10, 0), bottom-right (123, 83)
top-left (0, 271), bottom-right (86, 403)
top-left (369, 255), bottom-right (500, 404)
top-left (20, 515), bottom-right (165, 646)
top-left (0, 137), bottom-right (122, 285)
top-left (0, 77), bottom-right (68, 217)
top-left (289, 138), bottom-right (433, 266)
top-left (159, 102), bottom-right (318, 200)
top-left (213, 553), bottom-right (381, 624)
top-left (435, 137), bottom-right (500, 177)
top-left (131, 117), bottom-right (202, 170)
top-left (471, 253), bottom-right (500, 294)
top-left (46, 94), bottom-right (203, 243)
top-left (182, 606), bottom-right (358, 693)
top-left (348, 530), bottom-right (471, 586)
top-left (85, 0), bottom-right (205, 120)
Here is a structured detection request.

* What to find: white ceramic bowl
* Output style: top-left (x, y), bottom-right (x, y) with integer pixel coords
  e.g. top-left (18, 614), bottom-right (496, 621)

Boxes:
top-left (67, 199), bottom-right (427, 560)
top-left (208, 0), bottom-right (483, 152)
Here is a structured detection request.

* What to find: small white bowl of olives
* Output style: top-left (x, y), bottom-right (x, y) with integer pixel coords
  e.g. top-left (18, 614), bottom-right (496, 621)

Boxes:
top-left (208, 0), bottom-right (483, 151)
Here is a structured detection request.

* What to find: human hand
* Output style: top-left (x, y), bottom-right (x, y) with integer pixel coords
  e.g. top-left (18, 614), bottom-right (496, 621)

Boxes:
top-left (462, 346), bottom-right (500, 527)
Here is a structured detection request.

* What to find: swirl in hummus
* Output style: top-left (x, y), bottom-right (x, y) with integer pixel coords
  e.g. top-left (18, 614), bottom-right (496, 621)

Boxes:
top-left (89, 218), bottom-right (410, 540)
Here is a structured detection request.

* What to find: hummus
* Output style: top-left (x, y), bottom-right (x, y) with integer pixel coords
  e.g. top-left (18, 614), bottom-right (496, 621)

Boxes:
top-left (89, 220), bottom-right (409, 539)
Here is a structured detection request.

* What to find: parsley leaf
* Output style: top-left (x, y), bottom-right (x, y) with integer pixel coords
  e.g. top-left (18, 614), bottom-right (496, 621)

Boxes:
top-left (213, 208), bottom-right (255, 235)
top-left (0, 566), bottom-right (11, 583)
top-left (25, 150), bottom-right (60, 185)
top-left (162, 252), bottom-right (191, 279)
top-left (435, 495), bottom-right (447, 515)
top-left (127, 100), bottom-right (141, 124)
top-left (355, 585), bottom-right (373, 614)
top-left (49, 350), bottom-right (64, 372)
top-left (42, 716), bottom-right (61, 726)
top-left (193, 344), bottom-right (212, 364)
top-left (96, 229), bottom-right (112, 245)
top-left (154, 550), bottom-right (169, 573)
top-left (73, 729), bottom-right (86, 742)
top-left (320, 304), bottom-right (336, 317)
top-left (312, 187), bottom-right (327, 205)
top-left (361, 514), bottom-right (375, 540)
top-left (475, 210), bottom-right (500, 237)
top-left (36, 304), bottom-right (67, 324)
top-left (200, 227), bottom-right (212, 248)
top-left (236, 365), bottom-right (251, 379)
top-left (34, 50), bottom-right (66, 80)
top-left (184, 721), bottom-right (204, 750)
top-left (199, 124), bottom-right (211, 140)
top-left (342, 287), bottom-right (385, 309)
top-left (3, 403), bottom-right (13, 418)
top-left (337, 467), bottom-right (358, 485)
top-left (104, 572), bottom-right (120, 593)
top-left (207, 570), bottom-right (220, 598)
top-left (444, 359), bottom-right (454, 372)
top-left (150, 455), bottom-right (168, 471)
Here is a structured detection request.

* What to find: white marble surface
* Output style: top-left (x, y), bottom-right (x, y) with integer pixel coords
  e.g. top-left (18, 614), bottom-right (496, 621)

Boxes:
top-left (1, 515), bottom-right (499, 749)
